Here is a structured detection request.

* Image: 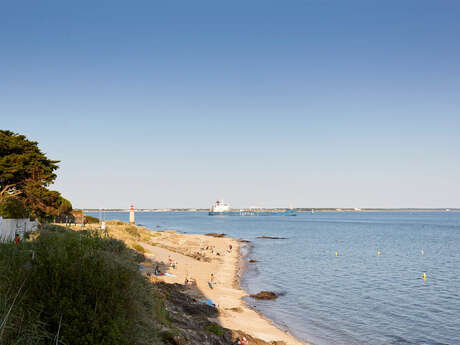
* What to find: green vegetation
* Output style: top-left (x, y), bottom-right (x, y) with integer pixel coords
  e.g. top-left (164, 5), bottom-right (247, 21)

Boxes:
top-left (0, 130), bottom-right (72, 221)
top-left (0, 197), bottom-right (25, 218)
top-left (85, 215), bottom-right (100, 224)
top-left (0, 130), bottom-right (58, 189)
top-left (132, 243), bottom-right (146, 253)
top-left (107, 220), bottom-right (125, 225)
top-left (159, 329), bottom-right (179, 343)
top-left (0, 226), bottom-right (165, 345)
top-left (205, 323), bottom-right (224, 336)
top-left (124, 225), bottom-right (140, 238)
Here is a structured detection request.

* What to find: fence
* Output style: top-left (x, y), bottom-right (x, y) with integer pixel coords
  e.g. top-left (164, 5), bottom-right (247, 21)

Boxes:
top-left (0, 217), bottom-right (39, 242)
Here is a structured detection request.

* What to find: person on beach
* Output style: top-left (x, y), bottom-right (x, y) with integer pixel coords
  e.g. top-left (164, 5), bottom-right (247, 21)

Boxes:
top-left (154, 265), bottom-right (162, 276)
top-left (233, 337), bottom-right (248, 345)
top-left (208, 273), bottom-right (215, 289)
top-left (229, 243), bottom-right (232, 251)
top-left (168, 255), bottom-right (176, 269)
top-left (14, 233), bottom-right (20, 244)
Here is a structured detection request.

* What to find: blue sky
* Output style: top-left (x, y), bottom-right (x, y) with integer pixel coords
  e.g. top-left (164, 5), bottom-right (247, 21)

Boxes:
top-left (1, 0), bottom-right (459, 208)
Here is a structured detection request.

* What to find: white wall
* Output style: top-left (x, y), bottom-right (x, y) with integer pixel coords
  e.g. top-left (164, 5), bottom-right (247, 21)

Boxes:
top-left (0, 217), bottom-right (38, 242)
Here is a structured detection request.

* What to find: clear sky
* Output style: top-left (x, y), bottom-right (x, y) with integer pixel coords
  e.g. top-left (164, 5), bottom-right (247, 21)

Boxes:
top-left (1, 0), bottom-right (459, 209)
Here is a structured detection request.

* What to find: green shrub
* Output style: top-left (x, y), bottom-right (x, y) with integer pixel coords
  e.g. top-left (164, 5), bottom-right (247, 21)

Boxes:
top-left (159, 329), bottom-right (179, 343)
top-left (205, 323), bottom-right (224, 336)
top-left (0, 198), bottom-right (25, 218)
top-left (43, 224), bottom-right (68, 232)
top-left (154, 298), bottom-right (170, 327)
top-left (0, 227), bottom-right (164, 345)
top-left (85, 215), bottom-right (100, 224)
top-left (132, 243), bottom-right (146, 253)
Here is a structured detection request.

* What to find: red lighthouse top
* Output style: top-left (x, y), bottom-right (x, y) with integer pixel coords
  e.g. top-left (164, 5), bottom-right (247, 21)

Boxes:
top-left (130, 204), bottom-right (134, 211)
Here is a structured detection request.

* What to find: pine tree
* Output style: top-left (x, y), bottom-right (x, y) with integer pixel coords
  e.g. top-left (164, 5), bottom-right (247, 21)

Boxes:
top-left (0, 130), bottom-right (71, 220)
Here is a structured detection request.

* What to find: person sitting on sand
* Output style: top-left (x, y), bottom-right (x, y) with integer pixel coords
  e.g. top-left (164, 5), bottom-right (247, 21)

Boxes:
top-left (208, 273), bottom-right (215, 289)
top-left (235, 337), bottom-right (248, 345)
top-left (168, 256), bottom-right (176, 269)
top-left (154, 265), bottom-right (162, 276)
top-left (233, 337), bottom-right (248, 345)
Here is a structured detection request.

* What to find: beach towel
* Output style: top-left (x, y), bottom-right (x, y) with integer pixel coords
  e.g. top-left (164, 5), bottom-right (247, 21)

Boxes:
top-left (202, 299), bottom-right (214, 306)
top-left (201, 299), bottom-right (218, 308)
top-left (164, 272), bottom-right (176, 277)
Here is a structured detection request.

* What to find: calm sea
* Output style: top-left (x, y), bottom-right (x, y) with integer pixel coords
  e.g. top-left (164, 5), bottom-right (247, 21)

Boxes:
top-left (87, 211), bottom-right (460, 345)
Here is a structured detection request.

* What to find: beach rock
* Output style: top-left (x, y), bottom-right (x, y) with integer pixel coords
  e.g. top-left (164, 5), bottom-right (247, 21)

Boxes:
top-left (249, 259), bottom-right (257, 263)
top-left (239, 239), bottom-right (251, 243)
top-left (205, 233), bottom-right (226, 238)
top-left (256, 236), bottom-right (287, 240)
top-left (249, 291), bottom-right (278, 300)
top-left (154, 282), bottom-right (285, 345)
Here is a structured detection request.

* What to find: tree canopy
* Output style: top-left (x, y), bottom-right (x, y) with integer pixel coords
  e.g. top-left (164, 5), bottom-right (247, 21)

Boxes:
top-left (0, 130), bottom-right (59, 189)
top-left (0, 130), bottom-right (71, 220)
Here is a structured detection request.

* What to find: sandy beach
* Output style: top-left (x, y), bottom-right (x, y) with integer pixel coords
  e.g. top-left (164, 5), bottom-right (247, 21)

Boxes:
top-left (69, 221), bottom-right (310, 344)
top-left (129, 229), bottom-right (309, 345)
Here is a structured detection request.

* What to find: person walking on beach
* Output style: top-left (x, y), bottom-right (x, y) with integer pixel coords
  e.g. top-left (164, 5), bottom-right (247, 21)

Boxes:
top-left (208, 273), bottom-right (215, 289)
top-left (14, 233), bottom-right (20, 244)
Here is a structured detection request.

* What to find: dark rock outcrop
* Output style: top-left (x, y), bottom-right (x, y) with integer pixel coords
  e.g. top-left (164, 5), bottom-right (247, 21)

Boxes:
top-left (249, 291), bottom-right (278, 300)
top-left (256, 236), bottom-right (287, 240)
top-left (205, 233), bottom-right (226, 238)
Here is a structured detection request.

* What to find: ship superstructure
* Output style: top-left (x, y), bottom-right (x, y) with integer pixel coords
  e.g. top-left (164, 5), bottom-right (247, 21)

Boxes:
top-left (209, 200), bottom-right (296, 216)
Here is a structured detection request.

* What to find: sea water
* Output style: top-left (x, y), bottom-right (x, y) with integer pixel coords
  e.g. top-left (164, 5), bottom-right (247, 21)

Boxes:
top-left (88, 211), bottom-right (460, 345)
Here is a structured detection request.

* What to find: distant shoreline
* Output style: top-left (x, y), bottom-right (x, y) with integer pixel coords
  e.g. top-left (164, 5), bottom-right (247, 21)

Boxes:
top-left (84, 208), bottom-right (460, 213)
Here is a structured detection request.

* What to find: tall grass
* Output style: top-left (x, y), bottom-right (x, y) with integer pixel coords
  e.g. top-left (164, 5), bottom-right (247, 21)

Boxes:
top-left (0, 226), bottom-right (165, 345)
top-left (132, 243), bottom-right (146, 253)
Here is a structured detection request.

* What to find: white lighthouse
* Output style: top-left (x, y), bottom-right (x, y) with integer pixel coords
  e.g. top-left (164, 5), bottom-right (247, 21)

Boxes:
top-left (129, 204), bottom-right (135, 224)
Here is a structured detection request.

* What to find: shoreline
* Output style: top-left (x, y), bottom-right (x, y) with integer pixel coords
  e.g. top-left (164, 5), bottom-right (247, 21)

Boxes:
top-left (137, 229), bottom-right (310, 345)
top-left (236, 241), bottom-right (308, 342)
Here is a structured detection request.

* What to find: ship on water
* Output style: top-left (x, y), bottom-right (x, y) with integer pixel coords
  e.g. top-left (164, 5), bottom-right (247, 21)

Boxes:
top-left (208, 200), bottom-right (296, 216)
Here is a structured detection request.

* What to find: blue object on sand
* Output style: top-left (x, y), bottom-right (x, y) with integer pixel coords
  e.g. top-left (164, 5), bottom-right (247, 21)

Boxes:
top-left (164, 272), bottom-right (176, 277)
top-left (202, 299), bottom-right (214, 306)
